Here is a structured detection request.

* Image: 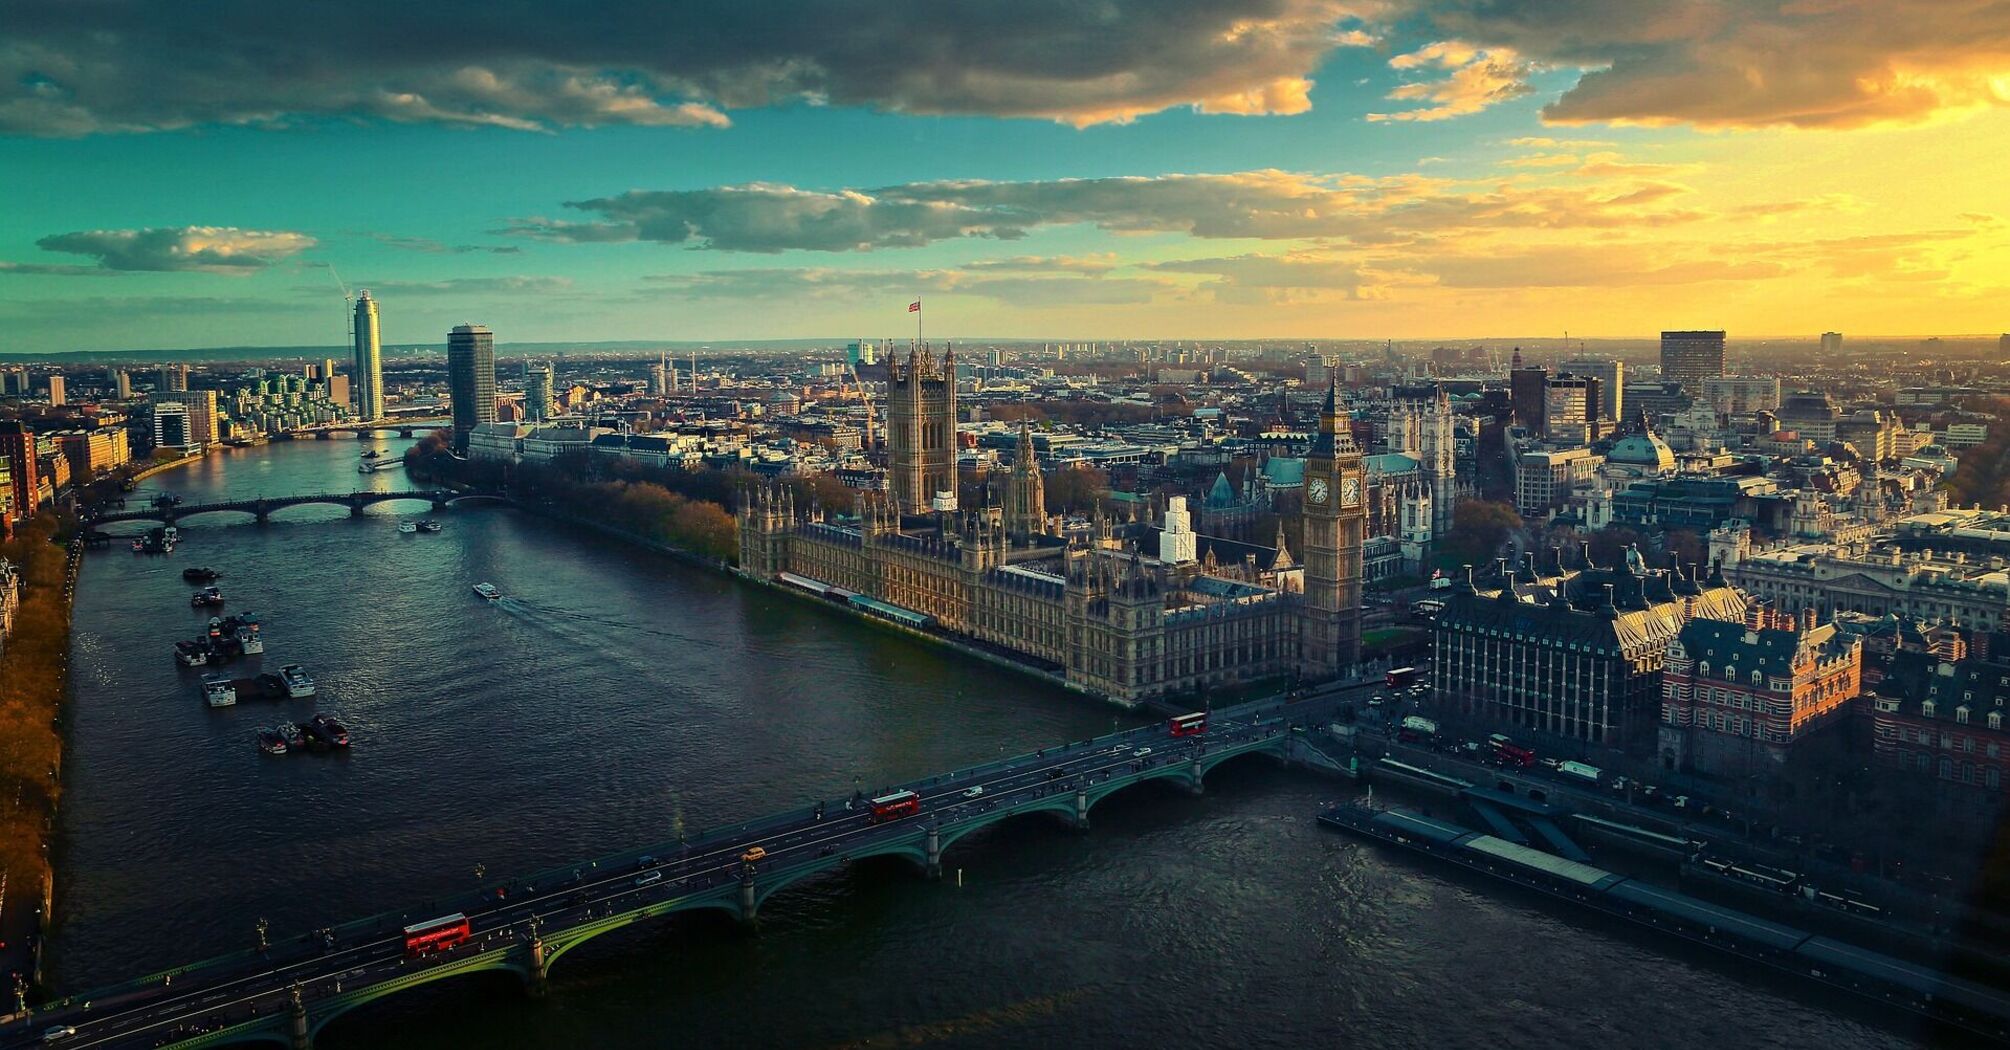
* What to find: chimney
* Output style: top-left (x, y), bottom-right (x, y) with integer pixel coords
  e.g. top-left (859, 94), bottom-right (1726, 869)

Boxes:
top-left (1745, 601), bottom-right (1766, 631)
top-left (1803, 607), bottom-right (1819, 633)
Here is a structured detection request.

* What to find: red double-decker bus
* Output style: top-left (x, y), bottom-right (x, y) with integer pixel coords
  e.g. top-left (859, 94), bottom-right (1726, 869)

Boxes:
top-left (1385, 666), bottom-right (1418, 689)
top-left (402, 913), bottom-right (472, 956)
top-left (1492, 742), bottom-right (1538, 768)
top-left (869, 790), bottom-right (921, 823)
top-left (1168, 712), bottom-right (1207, 737)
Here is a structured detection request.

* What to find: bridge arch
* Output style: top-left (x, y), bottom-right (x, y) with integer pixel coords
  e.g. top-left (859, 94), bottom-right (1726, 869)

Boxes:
top-left (537, 888), bottom-right (742, 974)
top-left (934, 795), bottom-right (1083, 855)
top-left (747, 839), bottom-right (929, 914)
top-left (305, 956), bottom-right (524, 1044)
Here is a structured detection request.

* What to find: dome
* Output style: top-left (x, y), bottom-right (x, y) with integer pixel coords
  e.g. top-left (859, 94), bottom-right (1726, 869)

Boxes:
top-left (1609, 431), bottom-right (1676, 469)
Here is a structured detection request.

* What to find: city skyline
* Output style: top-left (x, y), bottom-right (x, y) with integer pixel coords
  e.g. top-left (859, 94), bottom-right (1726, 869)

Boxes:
top-left (4, 3), bottom-right (2010, 352)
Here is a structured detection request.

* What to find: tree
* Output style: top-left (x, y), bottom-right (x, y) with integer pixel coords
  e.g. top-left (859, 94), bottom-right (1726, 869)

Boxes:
top-left (1043, 464), bottom-right (1110, 513)
top-left (1440, 498), bottom-right (1522, 569)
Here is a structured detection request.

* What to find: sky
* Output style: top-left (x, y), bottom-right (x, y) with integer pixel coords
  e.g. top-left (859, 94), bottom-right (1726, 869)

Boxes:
top-left (3, 0), bottom-right (2009, 353)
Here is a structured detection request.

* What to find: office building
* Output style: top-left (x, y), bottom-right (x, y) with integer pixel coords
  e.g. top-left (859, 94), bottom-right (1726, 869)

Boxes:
top-left (152, 402), bottom-right (192, 452)
top-left (1820, 332), bottom-right (1843, 356)
top-left (1433, 552), bottom-right (1748, 747)
top-left (1508, 348), bottom-right (1547, 433)
top-left (56, 429), bottom-right (130, 478)
top-left (1660, 330), bottom-right (1726, 395)
top-left (152, 390), bottom-right (219, 450)
top-left (525, 363), bottom-right (554, 423)
top-left (1559, 356), bottom-right (1623, 421)
top-left (352, 290), bottom-right (384, 420)
top-left (1515, 447), bottom-right (1602, 520)
top-left (0, 421), bottom-right (39, 524)
top-left (160, 363), bottom-right (188, 392)
top-left (1701, 376), bottom-right (1781, 416)
top-left (1659, 604), bottom-right (1862, 775)
top-left (45, 375), bottom-right (65, 407)
top-left (846, 340), bottom-right (877, 368)
top-left (448, 323), bottom-right (497, 450)
top-left (1542, 373), bottom-right (1601, 441)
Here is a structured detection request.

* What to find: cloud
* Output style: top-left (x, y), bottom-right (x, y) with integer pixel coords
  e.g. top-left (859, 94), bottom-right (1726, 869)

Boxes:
top-left (1145, 251), bottom-right (1367, 304)
top-left (957, 253), bottom-right (1122, 274)
top-left (520, 169), bottom-right (1727, 253)
top-left (361, 233), bottom-right (522, 255)
top-left (360, 276), bottom-right (575, 296)
top-left (0, 0), bottom-right (1371, 135)
top-left (30, 226), bottom-right (317, 272)
top-left (642, 264), bottom-right (1171, 307)
top-left (0, 261), bottom-right (126, 277)
top-left (1407, 245), bottom-right (1787, 288)
top-left (1368, 41), bottom-right (1533, 122)
top-left (1417, 0), bottom-right (2010, 129)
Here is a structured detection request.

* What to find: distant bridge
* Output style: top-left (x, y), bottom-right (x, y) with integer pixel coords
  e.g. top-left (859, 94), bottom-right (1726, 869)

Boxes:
top-left (88, 490), bottom-right (508, 526)
top-left (282, 417), bottom-right (450, 440)
top-left (4, 695), bottom-right (1343, 1049)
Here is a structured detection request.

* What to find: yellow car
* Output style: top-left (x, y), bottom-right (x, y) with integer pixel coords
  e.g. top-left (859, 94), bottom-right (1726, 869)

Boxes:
top-left (741, 846), bottom-right (767, 863)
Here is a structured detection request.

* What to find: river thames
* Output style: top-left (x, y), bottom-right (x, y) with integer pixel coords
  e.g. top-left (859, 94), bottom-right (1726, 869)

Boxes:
top-left (53, 437), bottom-right (1924, 1048)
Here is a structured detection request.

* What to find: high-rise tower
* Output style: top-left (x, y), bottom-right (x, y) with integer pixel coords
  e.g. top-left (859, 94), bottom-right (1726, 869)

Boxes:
top-left (1300, 381), bottom-right (1366, 678)
top-left (884, 345), bottom-right (958, 516)
top-left (1660, 330), bottom-right (1725, 395)
top-left (352, 290), bottom-right (384, 420)
top-left (448, 323), bottom-right (496, 450)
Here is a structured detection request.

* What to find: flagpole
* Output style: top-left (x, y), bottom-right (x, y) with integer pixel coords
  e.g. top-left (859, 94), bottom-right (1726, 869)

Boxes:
top-left (916, 299), bottom-right (922, 350)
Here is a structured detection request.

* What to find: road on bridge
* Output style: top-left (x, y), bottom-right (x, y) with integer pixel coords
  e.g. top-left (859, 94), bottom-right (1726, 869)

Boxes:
top-left (4, 686), bottom-right (1373, 1049)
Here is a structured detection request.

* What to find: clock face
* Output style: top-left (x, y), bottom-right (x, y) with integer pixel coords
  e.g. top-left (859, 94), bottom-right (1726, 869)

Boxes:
top-left (1307, 478), bottom-right (1329, 504)
top-left (1340, 477), bottom-right (1361, 506)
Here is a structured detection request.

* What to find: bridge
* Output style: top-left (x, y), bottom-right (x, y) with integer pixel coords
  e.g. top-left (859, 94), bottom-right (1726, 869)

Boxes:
top-left (86, 491), bottom-right (508, 527)
top-left (1, 693), bottom-right (1347, 1049)
top-left (283, 418), bottom-right (450, 441)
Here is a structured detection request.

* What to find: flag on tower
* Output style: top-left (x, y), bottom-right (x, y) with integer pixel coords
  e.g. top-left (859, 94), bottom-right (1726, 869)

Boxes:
top-left (908, 301), bottom-right (921, 313)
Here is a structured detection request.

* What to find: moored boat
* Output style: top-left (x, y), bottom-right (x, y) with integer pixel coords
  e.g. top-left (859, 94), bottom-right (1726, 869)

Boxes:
top-left (305, 713), bottom-right (350, 748)
top-left (257, 727), bottom-right (288, 754)
top-left (278, 664), bottom-right (316, 698)
top-left (278, 722), bottom-right (306, 749)
top-left (201, 673), bottom-right (237, 707)
top-left (174, 640), bottom-right (210, 667)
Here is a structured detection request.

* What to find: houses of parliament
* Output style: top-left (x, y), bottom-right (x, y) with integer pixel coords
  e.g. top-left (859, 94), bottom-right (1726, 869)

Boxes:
top-left (739, 346), bottom-right (1367, 704)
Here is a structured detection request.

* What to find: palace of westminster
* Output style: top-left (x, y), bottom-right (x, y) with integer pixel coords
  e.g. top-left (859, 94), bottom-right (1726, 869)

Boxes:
top-left (740, 345), bottom-right (1370, 703)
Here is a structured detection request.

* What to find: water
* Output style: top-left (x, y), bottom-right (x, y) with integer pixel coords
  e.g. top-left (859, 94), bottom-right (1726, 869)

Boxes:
top-left (56, 438), bottom-right (1924, 1048)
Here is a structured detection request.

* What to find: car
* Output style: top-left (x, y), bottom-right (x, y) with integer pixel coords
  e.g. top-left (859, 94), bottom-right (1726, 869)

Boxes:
top-left (1132, 747), bottom-right (1153, 757)
top-left (1367, 696), bottom-right (1385, 707)
top-left (44, 1026), bottom-right (78, 1043)
top-left (741, 846), bottom-right (767, 863)
top-left (1671, 795), bottom-right (1692, 809)
top-left (633, 870), bottom-right (663, 887)
top-left (636, 855), bottom-right (657, 869)
top-left (1538, 757), bottom-right (1560, 770)
top-left (961, 786), bottom-right (984, 799)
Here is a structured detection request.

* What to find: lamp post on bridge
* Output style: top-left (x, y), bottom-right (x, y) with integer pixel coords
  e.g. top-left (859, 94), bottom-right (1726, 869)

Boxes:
top-left (256, 917), bottom-right (270, 953)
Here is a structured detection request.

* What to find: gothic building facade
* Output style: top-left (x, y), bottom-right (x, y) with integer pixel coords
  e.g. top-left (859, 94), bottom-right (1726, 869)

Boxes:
top-left (738, 391), bottom-right (1366, 704)
top-left (884, 345), bottom-right (958, 515)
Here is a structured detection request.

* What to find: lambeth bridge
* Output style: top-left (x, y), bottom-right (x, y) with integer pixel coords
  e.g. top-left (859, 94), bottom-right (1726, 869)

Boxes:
top-left (2, 693), bottom-right (1353, 1049)
top-left (88, 491), bottom-right (508, 527)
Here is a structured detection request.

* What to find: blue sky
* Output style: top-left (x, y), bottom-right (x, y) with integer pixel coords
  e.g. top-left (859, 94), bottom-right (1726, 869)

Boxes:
top-left (3, 1), bottom-right (2006, 352)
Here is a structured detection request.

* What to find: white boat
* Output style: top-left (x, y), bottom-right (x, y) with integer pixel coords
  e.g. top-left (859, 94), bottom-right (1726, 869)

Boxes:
top-left (278, 664), bottom-right (316, 699)
top-left (202, 673), bottom-right (237, 707)
top-left (235, 625), bottom-right (264, 655)
top-left (472, 582), bottom-right (502, 601)
top-left (398, 521), bottom-right (418, 534)
top-left (174, 641), bottom-right (210, 667)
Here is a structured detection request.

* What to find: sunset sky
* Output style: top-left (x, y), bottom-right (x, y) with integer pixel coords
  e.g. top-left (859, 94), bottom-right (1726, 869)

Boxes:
top-left (4, 0), bottom-right (2009, 352)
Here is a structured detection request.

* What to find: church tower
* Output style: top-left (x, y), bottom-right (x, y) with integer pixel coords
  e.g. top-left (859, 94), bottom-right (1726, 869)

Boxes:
top-left (885, 346), bottom-right (959, 516)
top-left (1300, 380), bottom-right (1366, 678)
top-left (1003, 421), bottom-right (1047, 544)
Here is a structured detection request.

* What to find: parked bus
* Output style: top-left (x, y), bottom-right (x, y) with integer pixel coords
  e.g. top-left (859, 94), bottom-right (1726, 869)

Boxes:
top-left (1385, 666), bottom-right (1418, 689)
top-left (403, 913), bottom-right (472, 956)
top-left (869, 789), bottom-right (921, 823)
top-left (1169, 712), bottom-right (1207, 737)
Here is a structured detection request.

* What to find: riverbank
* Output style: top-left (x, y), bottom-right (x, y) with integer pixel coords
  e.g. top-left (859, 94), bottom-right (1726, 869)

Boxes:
top-left (0, 513), bottom-right (80, 1000)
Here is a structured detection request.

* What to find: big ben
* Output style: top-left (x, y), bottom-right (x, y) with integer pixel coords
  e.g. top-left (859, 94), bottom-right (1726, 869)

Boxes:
top-left (1300, 380), bottom-right (1365, 678)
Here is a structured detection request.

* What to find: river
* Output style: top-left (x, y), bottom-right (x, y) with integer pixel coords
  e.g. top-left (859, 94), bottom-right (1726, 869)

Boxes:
top-left (54, 436), bottom-right (1923, 1048)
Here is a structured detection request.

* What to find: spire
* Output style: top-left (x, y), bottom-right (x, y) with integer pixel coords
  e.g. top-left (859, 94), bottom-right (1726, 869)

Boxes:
top-left (1270, 521), bottom-right (1295, 571)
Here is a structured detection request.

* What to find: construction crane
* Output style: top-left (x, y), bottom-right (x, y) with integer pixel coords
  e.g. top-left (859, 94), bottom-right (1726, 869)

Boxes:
top-left (845, 360), bottom-right (877, 452)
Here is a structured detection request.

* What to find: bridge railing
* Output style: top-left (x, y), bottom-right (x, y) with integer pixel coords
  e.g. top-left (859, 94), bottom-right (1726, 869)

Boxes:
top-left (46, 692), bottom-right (1328, 1008)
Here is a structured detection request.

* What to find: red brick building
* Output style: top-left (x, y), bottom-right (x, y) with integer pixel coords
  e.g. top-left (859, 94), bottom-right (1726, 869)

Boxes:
top-left (0, 420), bottom-right (40, 527)
top-left (1659, 602), bottom-right (1863, 776)
top-left (1869, 645), bottom-right (2010, 796)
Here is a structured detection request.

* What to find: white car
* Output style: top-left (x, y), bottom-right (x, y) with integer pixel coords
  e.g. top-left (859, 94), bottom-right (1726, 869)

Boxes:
top-left (1133, 747), bottom-right (1153, 757)
top-left (43, 1027), bottom-right (78, 1044)
top-left (961, 786), bottom-right (984, 799)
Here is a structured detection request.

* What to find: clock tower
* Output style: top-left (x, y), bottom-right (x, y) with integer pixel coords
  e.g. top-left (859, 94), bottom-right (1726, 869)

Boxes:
top-left (1300, 380), bottom-right (1366, 679)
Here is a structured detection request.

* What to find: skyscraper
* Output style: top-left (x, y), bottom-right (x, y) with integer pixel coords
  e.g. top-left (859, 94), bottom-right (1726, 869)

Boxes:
top-left (1299, 381), bottom-right (1366, 678)
top-left (113, 369), bottom-right (131, 400)
top-left (1660, 330), bottom-right (1726, 395)
top-left (525, 362), bottom-right (554, 422)
top-left (159, 363), bottom-right (188, 392)
top-left (1820, 331), bottom-right (1843, 356)
top-left (352, 291), bottom-right (385, 420)
top-left (1559, 355), bottom-right (1624, 421)
top-left (448, 323), bottom-right (497, 450)
top-left (1508, 348), bottom-right (1548, 433)
top-left (44, 375), bottom-right (65, 407)
top-left (0, 421), bottom-right (39, 524)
